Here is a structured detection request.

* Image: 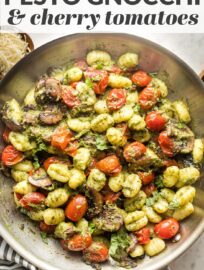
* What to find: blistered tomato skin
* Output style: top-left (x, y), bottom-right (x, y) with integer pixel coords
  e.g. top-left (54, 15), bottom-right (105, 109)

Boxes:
top-left (154, 218), bottom-right (180, 239)
top-left (107, 88), bottom-right (127, 111)
top-left (145, 112), bottom-right (166, 132)
top-left (138, 171), bottom-right (155, 186)
top-left (123, 142), bottom-right (147, 163)
top-left (66, 234), bottom-right (92, 251)
top-left (1, 145), bottom-right (24, 166)
top-left (136, 227), bottom-right (151, 245)
top-left (65, 195), bottom-right (88, 222)
top-left (132, 71), bottom-right (152, 87)
top-left (158, 131), bottom-right (174, 157)
top-left (96, 155), bottom-right (122, 176)
top-left (83, 242), bottom-right (109, 263)
top-left (139, 86), bottom-right (160, 110)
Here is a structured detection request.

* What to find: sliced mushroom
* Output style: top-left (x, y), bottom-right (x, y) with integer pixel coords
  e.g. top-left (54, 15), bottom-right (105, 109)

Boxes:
top-left (28, 168), bottom-right (52, 188)
top-left (93, 204), bottom-right (123, 232)
top-left (35, 77), bottom-right (62, 104)
top-left (86, 188), bottom-right (103, 219)
top-left (126, 234), bottom-right (137, 254)
top-left (39, 106), bottom-right (63, 125)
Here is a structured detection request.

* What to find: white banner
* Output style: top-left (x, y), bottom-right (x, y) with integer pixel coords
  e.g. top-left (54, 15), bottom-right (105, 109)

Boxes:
top-left (0, 0), bottom-right (204, 33)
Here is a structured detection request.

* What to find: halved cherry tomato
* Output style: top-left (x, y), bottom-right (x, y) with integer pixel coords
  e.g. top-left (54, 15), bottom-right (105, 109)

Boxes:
top-left (39, 221), bottom-right (56, 234)
top-left (65, 194), bottom-right (88, 222)
top-left (74, 60), bottom-right (88, 71)
top-left (132, 70), bottom-right (152, 87)
top-left (64, 140), bottom-right (79, 157)
top-left (123, 142), bottom-right (147, 163)
top-left (143, 183), bottom-right (157, 197)
top-left (139, 86), bottom-right (160, 110)
top-left (1, 145), bottom-right (24, 166)
top-left (84, 69), bottom-right (108, 94)
top-left (154, 218), bottom-right (180, 240)
top-left (106, 88), bottom-right (127, 111)
top-left (51, 127), bottom-right (73, 151)
top-left (104, 191), bottom-right (121, 204)
top-left (66, 233), bottom-right (92, 251)
top-left (2, 128), bottom-right (10, 143)
top-left (145, 111), bottom-right (166, 132)
top-left (83, 242), bottom-right (109, 263)
top-left (96, 155), bottom-right (122, 176)
top-left (135, 227), bottom-right (150, 245)
top-left (158, 131), bottom-right (174, 157)
top-left (20, 192), bottom-right (46, 210)
top-left (43, 156), bottom-right (70, 170)
top-left (62, 85), bottom-right (80, 108)
top-left (138, 171), bottom-right (155, 185)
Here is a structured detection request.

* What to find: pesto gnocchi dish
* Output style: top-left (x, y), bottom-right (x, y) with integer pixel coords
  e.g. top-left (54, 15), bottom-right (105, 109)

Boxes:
top-left (1, 49), bottom-right (203, 268)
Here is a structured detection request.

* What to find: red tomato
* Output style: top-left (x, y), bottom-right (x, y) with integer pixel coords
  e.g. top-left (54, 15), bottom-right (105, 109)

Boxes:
top-left (51, 127), bottom-right (73, 151)
top-left (123, 142), bottom-right (147, 163)
top-left (138, 171), bottom-right (155, 185)
top-left (106, 88), bottom-right (127, 111)
top-left (20, 192), bottom-right (46, 209)
top-left (154, 218), bottom-right (180, 239)
top-left (145, 111), bottom-right (166, 132)
top-left (132, 71), bottom-right (152, 87)
top-left (83, 242), bottom-right (109, 263)
top-left (143, 183), bottom-right (157, 197)
top-left (96, 155), bottom-right (122, 176)
top-left (66, 233), bottom-right (92, 251)
top-left (62, 85), bottom-right (80, 108)
top-left (39, 221), bottom-right (56, 234)
top-left (65, 195), bottom-right (88, 222)
top-left (162, 159), bottom-right (178, 168)
top-left (84, 69), bottom-right (108, 94)
top-left (2, 128), bottom-right (10, 143)
top-left (1, 145), bottom-right (24, 166)
top-left (158, 131), bottom-right (174, 157)
top-left (139, 86), bottom-right (160, 110)
top-left (64, 140), bottom-right (79, 157)
top-left (43, 156), bottom-right (70, 170)
top-left (135, 228), bottom-right (150, 245)
top-left (109, 65), bottom-right (122, 74)
top-left (104, 191), bottom-right (121, 204)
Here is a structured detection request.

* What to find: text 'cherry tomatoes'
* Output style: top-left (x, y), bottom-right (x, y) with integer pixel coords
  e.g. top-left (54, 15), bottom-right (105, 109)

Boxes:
top-left (83, 242), bottom-right (109, 263)
top-left (138, 171), bottom-right (155, 185)
top-left (106, 88), bottom-right (127, 111)
top-left (158, 131), bottom-right (174, 157)
top-left (65, 194), bottom-right (88, 222)
top-left (96, 155), bottom-right (122, 176)
top-left (154, 218), bottom-right (180, 239)
top-left (1, 145), bottom-right (24, 166)
top-left (51, 127), bottom-right (73, 151)
top-left (62, 85), bottom-right (80, 108)
top-left (20, 192), bottom-right (46, 210)
top-left (135, 227), bottom-right (151, 245)
top-left (132, 70), bottom-right (152, 87)
top-left (67, 233), bottom-right (92, 251)
top-left (123, 142), bottom-right (146, 163)
top-left (145, 111), bottom-right (166, 132)
top-left (139, 86), bottom-right (160, 110)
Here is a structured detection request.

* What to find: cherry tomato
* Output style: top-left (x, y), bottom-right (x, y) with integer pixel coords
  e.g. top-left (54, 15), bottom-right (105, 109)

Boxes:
top-left (135, 227), bottom-right (150, 245)
top-left (1, 145), bottom-right (24, 166)
top-left (66, 233), bottom-right (92, 251)
top-left (62, 85), bottom-right (80, 108)
top-left (138, 171), bottom-right (155, 185)
top-left (108, 65), bottom-right (122, 74)
top-left (132, 70), bottom-right (152, 87)
top-left (96, 155), bottom-right (122, 176)
top-left (123, 142), bottom-right (147, 163)
top-left (104, 191), bottom-right (121, 204)
top-left (43, 156), bottom-right (70, 170)
top-left (2, 128), bottom-right (11, 143)
top-left (39, 221), bottom-right (56, 234)
top-left (139, 86), bottom-right (160, 110)
top-left (65, 195), bottom-right (88, 222)
top-left (83, 242), bottom-right (109, 263)
top-left (145, 111), bottom-right (166, 132)
top-left (143, 183), bottom-right (157, 197)
top-left (74, 60), bottom-right (88, 71)
top-left (64, 140), bottom-right (79, 157)
top-left (154, 218), bottom-right (180, 239)
top-left (20, 192), bottom-right (46, 210)
top-left (84, 69), bottom-right (108, 94)
top-left (106, 88), bottom-right (127, 111)
top-left (162, 159), bottom-right (178, 168)
top-left (51, 127), bottom-right (73, 151)
top-left (158, 131), bottom-right (174, 157)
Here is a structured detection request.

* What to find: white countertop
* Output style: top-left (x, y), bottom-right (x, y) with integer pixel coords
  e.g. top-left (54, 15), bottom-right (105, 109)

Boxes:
top-left (30, 33), bottom-right (204, 270)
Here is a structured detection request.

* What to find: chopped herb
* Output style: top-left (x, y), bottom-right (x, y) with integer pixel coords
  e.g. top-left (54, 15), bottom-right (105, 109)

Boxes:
top-left (149, 72), bottom-right (158, 78)
top-left (95, 62), bottom-right (104, 70)
top-left (169, 198), bottom-right (180, 210)
top-left (146, 191), bottom-right (161, 207)
top-left (40, 232), bottom-right (48, 244)
top-left (133, 104), bottom-right (141, 113)
top-left (85, 77), bottom-right (94, 89)
top-left (95, 134), bottom-right (109, 151)
top-left (177, 122), bottom-right (185, 129)
top-left (33, 155), bottom-right (40, 170)
top-left (88, 222), bottom-right (96, 234)
top-left (155, 176), bottom-right (164, 189)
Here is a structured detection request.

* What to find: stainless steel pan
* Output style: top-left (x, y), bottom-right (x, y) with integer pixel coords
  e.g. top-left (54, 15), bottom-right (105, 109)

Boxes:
top-left (0, 33), bottom-right (204, 270)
